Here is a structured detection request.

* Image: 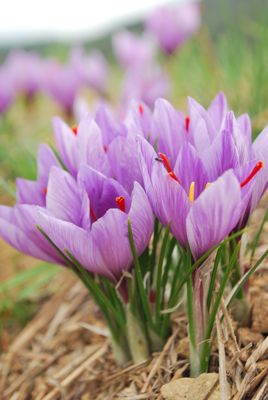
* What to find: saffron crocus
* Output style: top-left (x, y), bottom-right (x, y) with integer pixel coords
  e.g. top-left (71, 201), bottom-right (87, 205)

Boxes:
top-left (0, 68), bottom-right (14, 115)
top-left (43, 59), bottom-right (82, 118)
top-left (112, 31), bottom-right (156, 69)
top-left (5, 50), bottom-right (44, 101)
top-left (146, 1), bottom-right (201, 54)
top-left (70, 47), bottom-right (109, 95)
top-left (121, 64), bottom-right (170, 109)
top-left (138, 136), bottom-right (245, 260)
top-left (36, 166), bottom-right (153, 280)
top-left (0, 144), bottom-right (62, 264)
top-left (136, 91), bottom-right (268, 259)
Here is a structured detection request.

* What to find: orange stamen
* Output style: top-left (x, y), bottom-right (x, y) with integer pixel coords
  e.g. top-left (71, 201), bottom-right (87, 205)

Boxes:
top-left (185, 116), bottom-right (190, 132)
top-left (72, 126), bottom-right (78, 135)
top-left (240, 161), bottom-right (264, 188)
top-left (116, 196), bottom-right (126, 212)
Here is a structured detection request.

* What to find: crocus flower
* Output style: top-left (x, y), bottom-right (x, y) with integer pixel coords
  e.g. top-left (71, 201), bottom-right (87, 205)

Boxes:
top-left (0, 160), bottom-right (153, 280)
top-left (70, 47), bottom-right (108, 95)
top-left (43, 59), bottom-right (82, 117)
top-left (112, 31), bottom-right (156, 69)
top-left (146, 1), bottom-right (201, 54)
top-left (0, 68), bottom-right (14, 114)
top-left (5, 50), bottom-right (44, 99)
top-left (36, 166), bottom-right (153, 280)
top-left (137, 94), bottom-right (268, 259)
top-left (121, 64), bottom-right (170, 109)
top-left (138, 136), bottom-right (245, 259)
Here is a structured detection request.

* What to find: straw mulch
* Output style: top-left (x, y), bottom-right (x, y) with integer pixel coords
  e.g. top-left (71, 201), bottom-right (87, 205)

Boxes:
top-left (0, 207), bottom-right (268, 399)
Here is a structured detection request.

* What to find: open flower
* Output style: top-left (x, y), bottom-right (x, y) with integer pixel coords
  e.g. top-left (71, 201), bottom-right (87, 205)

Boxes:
top-left (0, 154), bottom-right (153, 280)
top-left (137, 129), bottom-right (265, 259)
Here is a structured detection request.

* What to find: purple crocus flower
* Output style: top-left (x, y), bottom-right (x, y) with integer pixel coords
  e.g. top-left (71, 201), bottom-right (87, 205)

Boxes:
top-left (138, 136), bottom-right (245, 260)
top-left (5, 50), bottom-right (44, 100)
top-left (0, 160), bottom-right (153, 280)
top-left (70, 47), bottom-right (108, 95)
top-left (121, 64), bottom-right (170, 109)
top-left (0, 67), bottom-right (14, 114)
top-left (36, 166), bottom-right (153, 280)
top-left (112, 31), bottom-right (156, 69)
top-left (43, 59), bottom-right (82, 117)
top-left (146, 1), bottom-right (201, 54)
top-left (136, 91), bottom-right (268, 259)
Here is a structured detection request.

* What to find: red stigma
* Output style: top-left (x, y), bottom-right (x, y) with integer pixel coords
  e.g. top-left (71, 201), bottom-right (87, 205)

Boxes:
top-left (158, 153), bottom-right (173, 173)
top-left (185, 116), bottom-right (190, 132)
top-left (72, 126), bottom-right (78, 135)
top-left (42, 187), bottom-right (47, 195)
top-left (138, 103), bottom-right (144, 115)
top-left (158, 152), bottom-right (180, 183)
top-left (116, 196), bottom-right (126, 212)
top-left (240, 161), bottom-right (264, 188)
top-left (168, 171), bottom-right (179, 182)
top-left (90, 206), bottom-right (97, 222)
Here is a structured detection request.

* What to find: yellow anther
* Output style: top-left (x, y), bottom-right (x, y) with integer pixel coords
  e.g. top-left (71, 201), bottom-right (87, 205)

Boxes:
top-left (189, 181), bottom-right (195, 203)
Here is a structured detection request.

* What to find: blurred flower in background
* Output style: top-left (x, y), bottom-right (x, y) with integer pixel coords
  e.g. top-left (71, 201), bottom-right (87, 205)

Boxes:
top-left (0, 67), bottom-right (14, 115)
top-left (4, 51), bottom-right (44, 102)
top-left (146, 0), bottom-right (202, 54)
top-left (112, 31), bottom-right (156, 69)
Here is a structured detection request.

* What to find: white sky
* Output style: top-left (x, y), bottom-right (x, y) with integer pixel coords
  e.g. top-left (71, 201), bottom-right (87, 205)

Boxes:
top-left (0, 0), bottom-right (180, 45)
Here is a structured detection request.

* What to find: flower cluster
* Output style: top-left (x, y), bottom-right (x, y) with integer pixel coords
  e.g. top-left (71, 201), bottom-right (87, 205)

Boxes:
top-left (1, 93), bottom-right (267, 373)
top-left (0, 49), bottom-right (109, 116)
top-left (0, 2), bottom-right (202, 117)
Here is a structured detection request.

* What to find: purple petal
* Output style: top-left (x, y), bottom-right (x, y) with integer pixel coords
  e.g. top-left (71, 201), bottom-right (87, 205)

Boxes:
top-left (16, 179), bottom-right (45, 206)
top-left (186, 170), bottom-right (242, 259)
top-left (152, 98), bottom-right (186, 165)
top-left (95, 104), bottom-right (126, 145)
top-left (91, 209), bottom-right (131, 279)
top-left (208, 92), bottom-right (228, 132)
top-left (223, 111), bottom-right (253, 165)
top-left (0, 205), bottom-right (62, 263)
top-left (77, 164), bottom-right (130, 219)
top-left (149, 167), bottom-right (190, 247)
top-left (237, 113), bottom-right (252, 144)
top-left (77, 116), bottom-right (110, 176)
top-left (188, 97), bottom-right (215, 143)
top-left (53, 117), bottom-right (78, 175)
top-left (46, 167), bottom-right (82, 225)
top-left (200, 128), bottom-right (240, 181)
top-left (37, 210), bottom-right (113, 278)
top-left (250, 125), bottom-right (268, 213)
top-left (137, 135), bottom-right (162, 191)
top-left (128, 182), bottom-right (154, 254)
top-left (174, 143), bottom-right (208, 197)
top-left (37, 144), bottom-right (60, 183)
top-left (125, 100), bottom-right (154, 143)
top-left (107, 135), bottom-right (143, 193)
